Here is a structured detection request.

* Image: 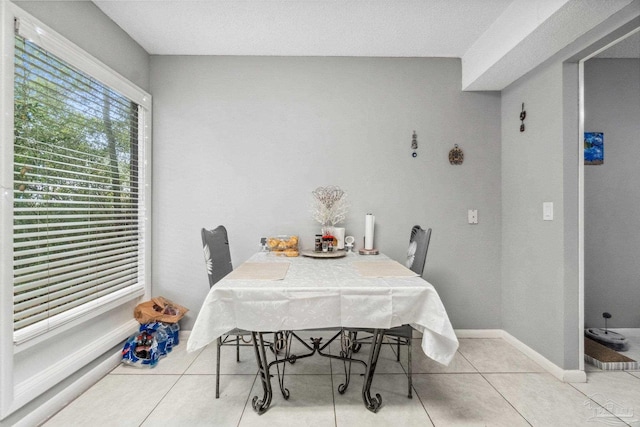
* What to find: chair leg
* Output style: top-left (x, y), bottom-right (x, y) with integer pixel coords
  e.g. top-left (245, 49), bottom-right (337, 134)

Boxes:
top-left (236, 335), bottom-right (240, 362)
top-left (397, 339), bottom-right (400, 362)
top-left (216, 336), bottom-right (222, 398)
top-left (407, 338), bottom-right (412, 398)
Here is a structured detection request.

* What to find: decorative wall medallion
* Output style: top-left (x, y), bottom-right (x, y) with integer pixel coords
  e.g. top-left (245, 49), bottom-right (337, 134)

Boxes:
top-left (449, 144), bottom-right (464, 165)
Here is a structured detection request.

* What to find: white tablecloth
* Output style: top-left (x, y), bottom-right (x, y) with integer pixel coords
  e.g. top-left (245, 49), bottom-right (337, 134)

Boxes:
top-left (187, 252), bottom-right (459, 365)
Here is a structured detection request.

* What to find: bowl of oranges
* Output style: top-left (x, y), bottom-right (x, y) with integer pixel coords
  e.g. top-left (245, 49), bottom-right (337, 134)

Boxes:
top-left (267, 235), bottom-right (299, 257)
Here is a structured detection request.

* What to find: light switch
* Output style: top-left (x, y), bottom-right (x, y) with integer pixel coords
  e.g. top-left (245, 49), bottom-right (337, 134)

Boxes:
top-left (468, 209), bottom-right (478, 224)
top-left (543, 202), bottom-right (553, 221)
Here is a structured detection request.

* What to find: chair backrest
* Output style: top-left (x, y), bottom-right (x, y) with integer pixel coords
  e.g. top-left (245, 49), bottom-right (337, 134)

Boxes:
top-left (406, 225), bottom-right (432, 276)
top-left (201, 225), bottom-right (233, 288)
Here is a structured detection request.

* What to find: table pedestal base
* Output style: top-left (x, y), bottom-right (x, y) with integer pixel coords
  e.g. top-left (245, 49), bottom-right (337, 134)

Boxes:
top-left (362, 329), bottom-right (384, 412)
top-left (250, 329), bottom-right (386, 414)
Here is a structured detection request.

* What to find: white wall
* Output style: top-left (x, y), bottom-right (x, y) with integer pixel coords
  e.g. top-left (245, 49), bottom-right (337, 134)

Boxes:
top-left (150, 56), bottom-right (502, 330)
top-left (584, 58), bottom-right (640, 328)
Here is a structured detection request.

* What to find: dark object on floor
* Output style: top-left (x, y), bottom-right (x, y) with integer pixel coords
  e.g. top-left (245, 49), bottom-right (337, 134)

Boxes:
top-left (584, 337), bottom-right (638, 371)
top-left (585, 328), bottom-right (629, 351)
top-left (121, 322), bottom-right (180, 368)
top-left (585, 337), bottom-right (635, 364)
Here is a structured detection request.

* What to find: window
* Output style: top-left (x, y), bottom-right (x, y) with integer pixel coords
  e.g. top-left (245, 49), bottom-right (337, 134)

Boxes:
top-left (11, 19), bottom-right (150, 344)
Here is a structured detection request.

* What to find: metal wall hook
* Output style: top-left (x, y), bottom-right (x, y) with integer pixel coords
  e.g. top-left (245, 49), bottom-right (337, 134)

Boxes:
top-left (411, 131), bottom-right (418, 157)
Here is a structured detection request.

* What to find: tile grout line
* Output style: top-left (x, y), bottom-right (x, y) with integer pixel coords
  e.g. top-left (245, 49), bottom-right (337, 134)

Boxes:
top-left (478, 372), bottom-right (533, 427)
top-left (362, 337), bottom-right (438, 425)
top-left (180, 345), bottom-right (206, 374)
top-left (53, 336), bottom-right (640, 425)
top-left (568, 379), bottom-right (634, 426)
top-left (454, 347), bottom-right (480, 374)
top-left (136, 373), bottom-right (183, 426)
top-left (397, 337), bottom-right (438, 424)
top-left (236, 372), bottom-right (259, 427)
top-left (453, 342), bottom-right (530, 426)
top-left (409, 375), bottom-right (436, 426)
top-left (456, 342), bottom-right (534, 426)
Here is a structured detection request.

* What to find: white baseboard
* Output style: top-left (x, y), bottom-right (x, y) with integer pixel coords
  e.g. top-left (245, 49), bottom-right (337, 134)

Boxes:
top-left (561, 369), bottom-right (588, 383)
top-left (454, 329), bottom-right (504, 339)
top-left (13, 350), bottom-right (123, 427)
top-left (13, 325), bottom-right (187, 426)
top-left (13, 319), bottom-right (138, 408)
top-left (10, 319), bottom-right (138, 416)
top-left (454, 329), bottom-right (587, 383)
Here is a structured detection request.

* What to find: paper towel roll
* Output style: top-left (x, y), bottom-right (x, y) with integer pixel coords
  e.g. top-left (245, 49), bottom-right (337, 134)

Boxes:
top-left (364, 214), bottom-right (375, 250)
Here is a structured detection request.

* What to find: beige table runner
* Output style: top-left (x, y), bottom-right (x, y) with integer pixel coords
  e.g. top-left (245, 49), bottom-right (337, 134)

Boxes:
top-left (225, 262), bottom-right (290, 280)
top-left (353, 260), bottom-right (419, 278)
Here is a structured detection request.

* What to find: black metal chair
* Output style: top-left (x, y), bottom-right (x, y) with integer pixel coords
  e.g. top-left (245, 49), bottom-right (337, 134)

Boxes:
top-left (201, 225), bottom-right (253, 398)
top-left (353, 225), bottom-right (432, 398)
top-left (391, 225), bottom-right (431, 397)
top-left (405, 225), bottom-right (431, 277)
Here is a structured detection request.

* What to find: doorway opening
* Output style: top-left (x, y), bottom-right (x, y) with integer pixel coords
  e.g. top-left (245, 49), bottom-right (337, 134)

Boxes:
top-left (579, 26), bottom-right (640, 371)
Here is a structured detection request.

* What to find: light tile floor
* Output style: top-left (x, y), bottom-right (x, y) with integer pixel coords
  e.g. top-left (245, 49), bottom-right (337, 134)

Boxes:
top-left (610, 329), bottom-right (640, 362)
top-left (42, 333), bottom-right (640, 427)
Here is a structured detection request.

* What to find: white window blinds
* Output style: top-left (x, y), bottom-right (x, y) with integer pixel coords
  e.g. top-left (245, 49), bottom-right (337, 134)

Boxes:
top-left (12, 28), bottom-right (146, 342)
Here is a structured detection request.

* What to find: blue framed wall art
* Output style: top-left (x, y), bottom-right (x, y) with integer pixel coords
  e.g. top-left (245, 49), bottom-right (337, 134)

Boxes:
top-left (584, 132), bottom-right (604, 165)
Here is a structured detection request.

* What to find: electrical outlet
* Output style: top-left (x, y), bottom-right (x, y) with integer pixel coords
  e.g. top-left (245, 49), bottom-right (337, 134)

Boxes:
top-left (468, 209), bottom-right (478, 224)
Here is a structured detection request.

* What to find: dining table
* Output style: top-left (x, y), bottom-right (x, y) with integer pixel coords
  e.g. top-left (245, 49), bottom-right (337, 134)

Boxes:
top-left (187, 250), bottom-right (459, 414)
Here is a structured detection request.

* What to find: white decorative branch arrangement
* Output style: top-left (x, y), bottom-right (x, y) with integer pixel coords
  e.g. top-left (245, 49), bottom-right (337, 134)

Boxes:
top-left (311, 186), bottom-right (349, 231)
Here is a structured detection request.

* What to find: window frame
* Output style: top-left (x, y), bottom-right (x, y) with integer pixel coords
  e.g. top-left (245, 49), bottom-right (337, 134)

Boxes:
top-left (12, 33), bottom-right (146, 346)
top-left (0, 2), bottom-right (151, 418)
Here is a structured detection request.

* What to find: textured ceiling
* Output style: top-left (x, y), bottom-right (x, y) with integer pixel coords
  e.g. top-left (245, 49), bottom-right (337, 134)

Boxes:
top-left (91, 0), bottom-right (639, 90)
top-left (93, 0), bottom-right (513, 57)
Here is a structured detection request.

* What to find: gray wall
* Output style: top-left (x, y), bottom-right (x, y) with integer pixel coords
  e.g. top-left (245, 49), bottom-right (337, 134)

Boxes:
top-left (584, 58), bottom-right (640, 328)
top-left (501, 62), bottom-right (570, 368)
top-left (2, 2), bottom-right (150, 425)
top-left (14, 0), bottom-right (150, 91)
top-left (149, 56), bottom-right (502, 330)
top-left (499, 9), bottom-right (640, 371)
